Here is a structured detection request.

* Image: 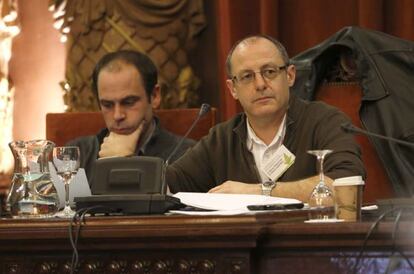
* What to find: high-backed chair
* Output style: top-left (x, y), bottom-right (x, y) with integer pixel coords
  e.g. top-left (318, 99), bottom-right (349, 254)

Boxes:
top-left (316, 83), bottom-right (394, 203)
top-left (46, 108), bottom-right (217, 147)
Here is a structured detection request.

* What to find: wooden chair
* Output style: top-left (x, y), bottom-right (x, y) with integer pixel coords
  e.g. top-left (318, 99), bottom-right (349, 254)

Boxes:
top-left (316, 83), bottom-right (394, 203)
top-left (46, 108), bottom-right (217, 146)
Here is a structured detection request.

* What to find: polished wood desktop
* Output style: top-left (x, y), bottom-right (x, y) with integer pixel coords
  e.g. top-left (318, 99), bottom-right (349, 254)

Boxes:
top-left (0, 212), bottom-right (413, 274)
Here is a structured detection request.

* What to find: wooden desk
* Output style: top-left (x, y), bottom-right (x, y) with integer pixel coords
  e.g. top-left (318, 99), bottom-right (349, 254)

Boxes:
top-left (0, 213), bottom-right (413, 274)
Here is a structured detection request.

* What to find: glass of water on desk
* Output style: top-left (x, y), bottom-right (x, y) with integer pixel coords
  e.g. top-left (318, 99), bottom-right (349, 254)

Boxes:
top-left (307, 149), bottom-right (336, 221)
top-left (52, 146), bottom-right (80, 217)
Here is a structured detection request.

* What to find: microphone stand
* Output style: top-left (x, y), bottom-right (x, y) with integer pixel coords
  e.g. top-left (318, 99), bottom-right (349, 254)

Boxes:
top-left (341, 123), bottom-right (414, 147)
top-left (161, 103), bottom-right (211, 194)
top-left (341, 122), bottom-right (414, 213)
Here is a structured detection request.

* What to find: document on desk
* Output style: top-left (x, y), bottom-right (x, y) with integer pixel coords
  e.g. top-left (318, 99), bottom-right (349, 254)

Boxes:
top-left (169, 192), bottom-right (302, 216)
top-left (49, 162), bottom-right (91, 208)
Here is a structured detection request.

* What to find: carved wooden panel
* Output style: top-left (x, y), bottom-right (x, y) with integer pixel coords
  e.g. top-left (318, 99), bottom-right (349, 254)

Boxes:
top-left (0, 253), bottom-right (249, 274)
top-left (49, 0), bottom-right (206, 111)
top-left (1, 215), bottom-right (413, 274)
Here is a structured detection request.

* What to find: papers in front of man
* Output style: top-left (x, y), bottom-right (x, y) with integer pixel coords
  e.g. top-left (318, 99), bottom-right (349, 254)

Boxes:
top-left (169, 192), bottom-right (303, 216)
top-left (49, 162), bottom-right (91, 208)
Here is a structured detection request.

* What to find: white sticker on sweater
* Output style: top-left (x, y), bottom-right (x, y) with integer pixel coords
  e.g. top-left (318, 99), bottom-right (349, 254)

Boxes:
top-left (262, 145), bottom-right (295, 181)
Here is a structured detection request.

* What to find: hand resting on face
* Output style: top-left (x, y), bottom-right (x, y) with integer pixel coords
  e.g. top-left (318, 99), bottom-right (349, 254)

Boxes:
top-left (99, 120), bottom-right (146, 158)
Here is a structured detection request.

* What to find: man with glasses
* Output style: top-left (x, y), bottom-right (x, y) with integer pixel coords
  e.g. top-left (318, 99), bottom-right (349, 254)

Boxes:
top-left (167, 35), bottom-right (365, 201)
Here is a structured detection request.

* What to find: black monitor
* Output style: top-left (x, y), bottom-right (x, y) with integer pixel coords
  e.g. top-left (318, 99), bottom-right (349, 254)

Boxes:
top-left (75, 156), bottom-right (183, 214)
top-left (90, 156), bottom-right (165, 195)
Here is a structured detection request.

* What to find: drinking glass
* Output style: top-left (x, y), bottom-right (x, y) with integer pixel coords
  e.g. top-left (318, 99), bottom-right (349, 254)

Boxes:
top-left (52, 146), bottom-right (80, 217)
top-left (307, 149), bottom-right (336, 220)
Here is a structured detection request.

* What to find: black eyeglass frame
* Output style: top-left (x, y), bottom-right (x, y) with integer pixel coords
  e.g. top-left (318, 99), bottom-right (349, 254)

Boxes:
top-left (230, 64), bottom-right (289, 84)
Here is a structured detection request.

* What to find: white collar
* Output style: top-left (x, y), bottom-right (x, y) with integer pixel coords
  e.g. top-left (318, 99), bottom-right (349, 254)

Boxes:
top-left (246, 114), bottom-right (287, 150)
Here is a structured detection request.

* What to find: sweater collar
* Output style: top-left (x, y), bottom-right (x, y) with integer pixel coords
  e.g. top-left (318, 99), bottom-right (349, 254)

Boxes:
top-left (233, 94), bottom-right (299, 145)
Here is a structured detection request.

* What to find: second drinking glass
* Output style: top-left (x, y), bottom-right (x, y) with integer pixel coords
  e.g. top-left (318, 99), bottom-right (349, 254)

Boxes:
top-left (307, 149), bottom-right (336, 220)
top-left (52, 146), bottom-right (80, 217)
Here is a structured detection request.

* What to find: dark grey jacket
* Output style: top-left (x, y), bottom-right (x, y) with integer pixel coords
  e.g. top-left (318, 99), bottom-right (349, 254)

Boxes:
top-left (291, 26), bottom-right (414, 197)
top-left (68, 117), bottom-right (195, 183)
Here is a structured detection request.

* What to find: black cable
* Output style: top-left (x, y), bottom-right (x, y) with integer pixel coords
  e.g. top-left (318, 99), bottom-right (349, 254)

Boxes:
top-left (68, 206), bottom-right (107, 274)
top-left (352, 207), bottom-right (400, 274)
top-left (393, 208), bottom-right (414, 272)
top-left (69, 208), bottom-right (87, 274)
top-left (384, 209), bottom-right (403, 274)
top-left (353, 207), bottom-right (414, 274)
top-left (69, 208), bottom-right (88, 274)
top-left (397, 249), bottom-right (414, 271)
top-left (68, 212), bottom-right (80, 274)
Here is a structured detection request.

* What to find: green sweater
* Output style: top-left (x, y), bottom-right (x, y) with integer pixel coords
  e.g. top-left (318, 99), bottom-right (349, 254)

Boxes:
top-left (167, 95), bottom-right (365, 193)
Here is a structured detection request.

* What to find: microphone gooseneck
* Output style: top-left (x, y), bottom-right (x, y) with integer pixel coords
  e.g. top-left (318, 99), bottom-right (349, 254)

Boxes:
top-left (161, 103), bottom-right (211, 193)
top-left (341, 122), bottom-right (414, 147)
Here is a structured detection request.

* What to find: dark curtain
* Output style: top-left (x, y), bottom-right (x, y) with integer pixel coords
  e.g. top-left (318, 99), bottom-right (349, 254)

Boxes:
top-left (213, 0), bottom-right (414, 119)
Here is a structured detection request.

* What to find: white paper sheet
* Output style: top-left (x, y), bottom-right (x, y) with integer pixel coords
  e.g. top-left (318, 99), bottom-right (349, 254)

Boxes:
top-left (49, 162), bottom-right (91, 208)
top-left (168, 209), bottom-right (259, 216)
top-left (304, 218), bottom-right (344, 223)
top-left (172, 192), bottom-right (302, 211)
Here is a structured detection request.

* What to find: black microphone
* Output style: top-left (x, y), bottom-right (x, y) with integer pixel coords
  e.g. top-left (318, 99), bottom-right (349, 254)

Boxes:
top-left (161, 103), bottom-right (211, 193)
top-left (341, 122), bottom-right (414, 147)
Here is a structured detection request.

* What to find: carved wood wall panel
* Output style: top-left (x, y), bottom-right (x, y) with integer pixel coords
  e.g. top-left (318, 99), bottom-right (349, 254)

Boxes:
top-left (1, 253), bottom-right (248, 274)
top-left (0, 215), bottom-right (413, 274)
top-left (49, 0), bottom-right (206, 111)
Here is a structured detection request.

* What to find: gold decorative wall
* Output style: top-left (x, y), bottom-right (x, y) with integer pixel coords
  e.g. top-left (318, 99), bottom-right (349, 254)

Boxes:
top-left (49, 0), bottom-right (206, 111)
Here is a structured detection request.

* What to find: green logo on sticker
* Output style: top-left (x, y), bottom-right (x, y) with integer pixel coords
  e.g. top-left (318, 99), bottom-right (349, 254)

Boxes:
top-left (283, 153), bottom-right (293, 166)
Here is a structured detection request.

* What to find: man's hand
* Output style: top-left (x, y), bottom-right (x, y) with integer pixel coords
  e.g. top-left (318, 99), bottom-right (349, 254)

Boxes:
top-left (208, 181), bottom-right (261, 195)
top-left (99, 121), bottom-right (145, 158)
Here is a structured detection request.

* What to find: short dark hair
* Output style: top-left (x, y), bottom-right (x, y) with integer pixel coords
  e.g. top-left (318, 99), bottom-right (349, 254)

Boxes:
top-left (91, 50), bottom-right (158, 101)
top-left (225, 34), bottom-right (290, 78)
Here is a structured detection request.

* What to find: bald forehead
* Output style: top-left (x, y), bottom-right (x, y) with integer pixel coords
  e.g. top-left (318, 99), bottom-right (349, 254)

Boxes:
top-left (234, 37), bottom-right (280, 57)
top-left (101, 60), bottom-right (132, 73)
top-left (239, 36), bottom-right (276, 49)
top-left (230, 38), bottom-right (283, 71)
top-left (232, 38), bottom-right (282, 69)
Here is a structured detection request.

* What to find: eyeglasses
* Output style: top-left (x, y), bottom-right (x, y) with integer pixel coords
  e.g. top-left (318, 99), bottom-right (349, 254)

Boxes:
top-left (231, 65), bottom-right (288, 85)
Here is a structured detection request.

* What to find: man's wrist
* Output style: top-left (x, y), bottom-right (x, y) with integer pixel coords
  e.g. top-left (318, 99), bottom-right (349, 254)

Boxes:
top-left (261, 180), bottom-right (277, 196)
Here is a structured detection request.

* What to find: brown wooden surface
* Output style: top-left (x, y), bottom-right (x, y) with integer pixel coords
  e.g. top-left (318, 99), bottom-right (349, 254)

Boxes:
top-left (0, 213), bottom-right (413, 274)
top-left (316, 83), bottom-right (395, 203)
top-left (45, 108), bottom-right (217, 147)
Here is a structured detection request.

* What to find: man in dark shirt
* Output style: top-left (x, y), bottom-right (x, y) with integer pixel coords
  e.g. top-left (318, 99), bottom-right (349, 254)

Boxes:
top-left (167, 35), bottom-right (365, 202)
top-left (68, 50), bottom-right (194, 181)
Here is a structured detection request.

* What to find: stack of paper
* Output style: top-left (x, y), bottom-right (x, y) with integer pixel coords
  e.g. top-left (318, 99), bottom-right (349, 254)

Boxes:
top-left (170, 192), bottom-right (302, 216)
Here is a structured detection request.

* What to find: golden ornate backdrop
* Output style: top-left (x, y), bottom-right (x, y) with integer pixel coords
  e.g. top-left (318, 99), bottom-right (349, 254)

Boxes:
top-left (49, 0), bottom-right (206, 111)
